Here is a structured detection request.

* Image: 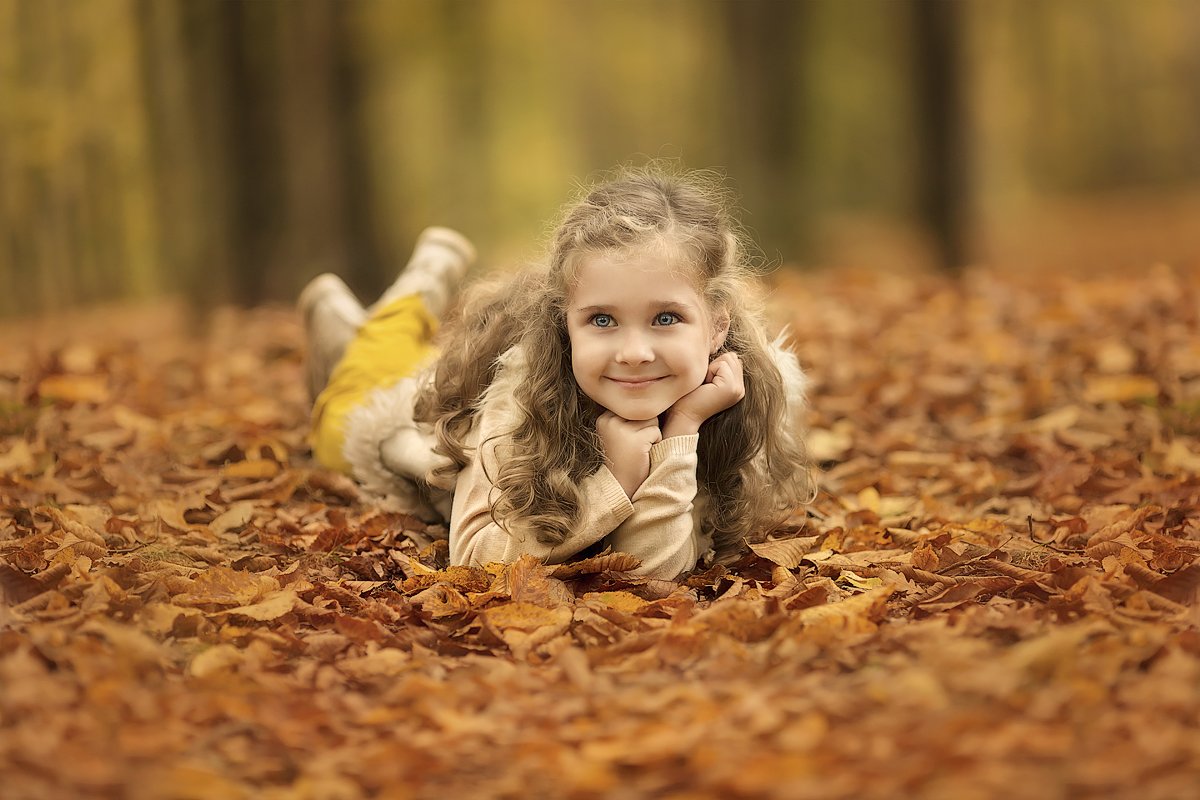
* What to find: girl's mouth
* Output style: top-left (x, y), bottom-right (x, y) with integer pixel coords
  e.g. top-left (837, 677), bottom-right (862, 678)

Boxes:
top-left (606, 376), bottom-right (665, 389)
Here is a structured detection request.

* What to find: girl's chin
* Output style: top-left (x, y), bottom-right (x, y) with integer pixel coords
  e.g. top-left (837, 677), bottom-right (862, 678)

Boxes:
top-left (596, 403), bottom-right (672, 423)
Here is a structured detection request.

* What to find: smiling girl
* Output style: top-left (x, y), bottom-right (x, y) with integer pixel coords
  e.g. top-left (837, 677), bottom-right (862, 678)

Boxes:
top-left (300, 166), bottom-right (813, 579)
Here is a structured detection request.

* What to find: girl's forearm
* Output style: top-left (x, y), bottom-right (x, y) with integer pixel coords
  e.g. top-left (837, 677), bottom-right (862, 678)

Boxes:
top-left (606, 435), bottom-right (703, 579)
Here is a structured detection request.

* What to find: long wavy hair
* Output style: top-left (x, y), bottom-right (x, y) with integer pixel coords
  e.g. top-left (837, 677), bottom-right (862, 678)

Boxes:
top-left (413, 166), bottom-right (813, 561)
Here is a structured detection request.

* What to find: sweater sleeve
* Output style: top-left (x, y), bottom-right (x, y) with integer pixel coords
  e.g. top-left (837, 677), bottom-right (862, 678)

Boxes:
top-left (448, 394), bottom-right (636, 568)
top-left (602, 434), bottom-right (705, 580)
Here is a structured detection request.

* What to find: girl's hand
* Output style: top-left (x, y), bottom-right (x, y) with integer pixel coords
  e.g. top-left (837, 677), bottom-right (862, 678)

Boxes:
top-left (662, 353), bottom-right (745, 438)
top-left (597, 411), bottom-right (662, 498)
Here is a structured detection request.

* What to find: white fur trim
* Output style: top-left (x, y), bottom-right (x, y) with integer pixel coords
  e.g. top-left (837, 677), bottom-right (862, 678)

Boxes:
top-left (768, 328), bottom-right (810, 418)
top-left (341, 371), bottom-right (453, 520)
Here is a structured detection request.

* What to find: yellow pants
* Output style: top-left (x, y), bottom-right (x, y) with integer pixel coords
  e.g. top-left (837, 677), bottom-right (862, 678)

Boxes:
top-left (310, 294), bottom-right (438, 474)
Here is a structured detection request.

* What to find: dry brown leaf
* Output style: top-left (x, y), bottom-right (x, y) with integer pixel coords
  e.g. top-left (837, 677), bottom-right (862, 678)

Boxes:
top-left (37, 374), bottom-right (110, 404)
top-left (1082, 374), bottom-right (1158, 404)
top-left (748, 536), bottom-right (819, 568)
top-left (507, 555), bottom-right (574, 608)
top-left (410, 583), bottom-right (473, 619)
top-left (0, 439), bottom-right (35, 473)
top-left (480, 602), bottom-right (574, 659)
top-left (788, 586), bottom-right (894, 638)
top-left (221, 588), bottom-right (302, 621)
top-left (210, 501), bottom-right (259, 536)
top-left (188, 643), bottom-right (245, 677)
top-left (584, 591), bottom-right (650, 615)
top-left (6, 268), bottom-right (1200, 798)
top-left (550, 551), bottom-right (641, 578)
top-left (174, 567), bottom-right (279, 607)
top-left (1149, 560), bottom-right (1200, 605)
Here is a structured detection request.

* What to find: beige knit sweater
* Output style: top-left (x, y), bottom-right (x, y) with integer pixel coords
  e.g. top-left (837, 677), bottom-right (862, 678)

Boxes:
top-left (449, 346), bottom-right (710, 578)
top-left (342, 340), bottom-right (805, 580)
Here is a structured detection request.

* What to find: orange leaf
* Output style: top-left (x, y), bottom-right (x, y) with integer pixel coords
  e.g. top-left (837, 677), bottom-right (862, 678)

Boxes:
top-left (37, 374), bottom-right (110, 404)
top-left (222, 459), bottom-right (280, 479)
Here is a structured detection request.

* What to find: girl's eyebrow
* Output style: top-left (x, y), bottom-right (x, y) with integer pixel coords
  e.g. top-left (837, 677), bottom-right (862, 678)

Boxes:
top-left (574, 300), bottom-right (696, 314)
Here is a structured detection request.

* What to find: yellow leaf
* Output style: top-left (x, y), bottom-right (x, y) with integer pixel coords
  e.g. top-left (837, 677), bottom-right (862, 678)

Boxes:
top-left (792, 586), bottom-right (894, 638)
top-left (584, 591), bottom-right (650, 614)
top-left (222, 459), bottom-right (280, 479)
top-left (481, 601), bottom-right (573, 638)
top-left (1083, 374), bottom-right (1158, 404)
top-left (807, 426), bottom-right (853, 461)
top-left (37, 374), bottom-right (110, 404)
top-left (838, 570), bottom-right (886, 591)
top-left (857, 486), bottom-right (881, 513)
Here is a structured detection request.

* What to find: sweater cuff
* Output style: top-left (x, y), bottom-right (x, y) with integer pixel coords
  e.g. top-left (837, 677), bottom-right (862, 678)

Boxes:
top-left (592, 465), bottom-right (636, 519)
top-left (649, 434), bottom-right (699, 466)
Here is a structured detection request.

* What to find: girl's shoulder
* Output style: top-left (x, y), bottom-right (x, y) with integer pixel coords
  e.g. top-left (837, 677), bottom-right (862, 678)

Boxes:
top-left (476, 342), bottom-right (531, 408)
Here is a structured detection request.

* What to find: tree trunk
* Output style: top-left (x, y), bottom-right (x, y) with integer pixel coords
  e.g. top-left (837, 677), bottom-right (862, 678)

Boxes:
top-left (723, 0), bottom-right (805, 260)
top-left (911, 0), bottom-right (969, 271)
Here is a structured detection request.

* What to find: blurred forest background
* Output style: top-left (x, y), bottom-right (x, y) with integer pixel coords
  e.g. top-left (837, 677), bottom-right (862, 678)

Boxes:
top-left (2, 0), bottom-right (1200, 320)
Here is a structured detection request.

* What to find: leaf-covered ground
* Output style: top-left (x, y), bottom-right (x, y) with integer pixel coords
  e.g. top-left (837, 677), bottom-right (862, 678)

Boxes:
top-left (2, 265), bottom-right (1199, 799)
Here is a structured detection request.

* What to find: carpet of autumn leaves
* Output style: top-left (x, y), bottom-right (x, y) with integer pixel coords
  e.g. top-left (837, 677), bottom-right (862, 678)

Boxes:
top-left (3, 264), bottom-right (1200, 800)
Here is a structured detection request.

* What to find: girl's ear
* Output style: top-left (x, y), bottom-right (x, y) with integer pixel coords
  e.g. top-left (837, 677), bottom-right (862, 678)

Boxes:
top-left (710, 307), bottom-right (731, 353)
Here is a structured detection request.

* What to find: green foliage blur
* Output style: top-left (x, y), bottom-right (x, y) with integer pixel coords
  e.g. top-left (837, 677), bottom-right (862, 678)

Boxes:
top-left (2, 0), bottom-right (1199, 318)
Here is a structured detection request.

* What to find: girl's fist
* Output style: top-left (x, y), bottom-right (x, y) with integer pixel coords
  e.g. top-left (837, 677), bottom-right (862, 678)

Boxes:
top-left (597, 411), bottom-right (662, 498)
top-left (663, 353), bottom-right (745, 437)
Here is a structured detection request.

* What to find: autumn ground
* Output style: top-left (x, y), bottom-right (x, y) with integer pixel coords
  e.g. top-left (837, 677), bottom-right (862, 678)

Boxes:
top-left (2, 264), bottom-right (1199, 800)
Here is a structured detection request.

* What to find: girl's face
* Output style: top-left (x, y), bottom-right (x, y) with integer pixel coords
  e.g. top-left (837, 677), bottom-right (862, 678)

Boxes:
top-left (565, 248), bottom-right (728, 422)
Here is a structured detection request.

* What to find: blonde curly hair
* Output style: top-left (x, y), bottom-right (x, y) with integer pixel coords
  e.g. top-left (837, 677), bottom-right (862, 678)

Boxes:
top-left (414, 165), bottom-right (812, 561)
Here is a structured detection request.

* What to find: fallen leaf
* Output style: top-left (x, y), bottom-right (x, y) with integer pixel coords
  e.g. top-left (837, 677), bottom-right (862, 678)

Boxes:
top-left (221, 588), bottom-right (301, 621)
top-left (37, 374), bottom-right (110, 404)
top-left (210, 501), bottom-right (259, 536)
top-left (222, 459), bottom-right (281, 480)
top-left (174, 566), bottom-right (278, 607)
top-left (0, 439), bottom-right (35, 473)
top-left (788, 586), bottom-right (894, 638)
top-left (749, 536), bottom-right (819, 568)
top-left (480, 602), bottom-right (573, 659)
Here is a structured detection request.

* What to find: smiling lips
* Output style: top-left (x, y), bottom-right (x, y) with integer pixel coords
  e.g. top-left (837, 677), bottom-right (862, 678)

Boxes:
top-left (606, 376), bottom-right (667, 389)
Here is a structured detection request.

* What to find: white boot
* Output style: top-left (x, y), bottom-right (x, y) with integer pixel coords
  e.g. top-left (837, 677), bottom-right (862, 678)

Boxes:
top-left (298, 273), bottom-right (367, 402)
top-left (370, 226), bottom-right (476, 319)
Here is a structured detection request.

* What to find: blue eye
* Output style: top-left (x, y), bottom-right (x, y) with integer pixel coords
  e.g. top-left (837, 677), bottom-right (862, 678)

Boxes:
top-left (654, 312), bottom-right (680, 326)
top-left (590, 314), bottom-right (615, 328)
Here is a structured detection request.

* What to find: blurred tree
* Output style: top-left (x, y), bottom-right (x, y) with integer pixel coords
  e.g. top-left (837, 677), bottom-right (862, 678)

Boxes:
top-left (911, 0), bottom-right (969, 271)
top-left (4, 0), bottom-right (1200, 318)
top-left (722, 0), bottom-right (806, 259)
top-left (135, 0), bottom-right (380, 312)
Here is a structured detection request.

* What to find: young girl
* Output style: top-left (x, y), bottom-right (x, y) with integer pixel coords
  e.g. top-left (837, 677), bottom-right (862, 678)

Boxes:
top-left (300, 167), bottom-right (813, 580)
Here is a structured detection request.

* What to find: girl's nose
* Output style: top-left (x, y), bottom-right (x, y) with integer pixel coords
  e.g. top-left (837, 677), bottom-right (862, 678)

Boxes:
top-left (615, 330), bottom-right (654, 364)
